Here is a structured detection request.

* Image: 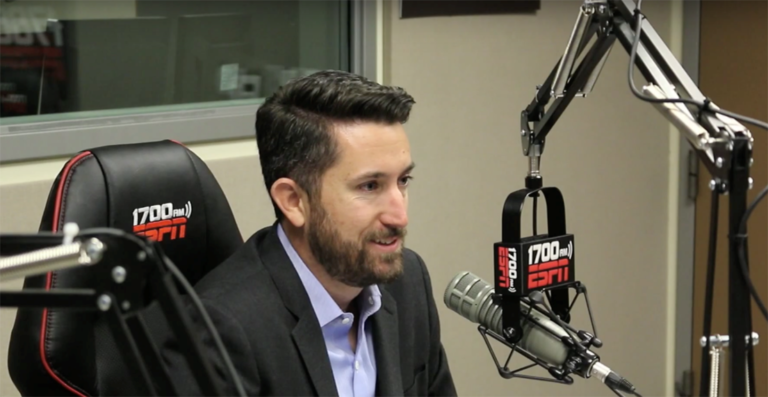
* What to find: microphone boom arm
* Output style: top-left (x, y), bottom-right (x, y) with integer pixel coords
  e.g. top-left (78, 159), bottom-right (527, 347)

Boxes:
top-left (0, 228), bottom-right (228, 396)
top-left (520, 1), bottom-right (756, 396)
top-left (520, 0), bottom-right (752, 181)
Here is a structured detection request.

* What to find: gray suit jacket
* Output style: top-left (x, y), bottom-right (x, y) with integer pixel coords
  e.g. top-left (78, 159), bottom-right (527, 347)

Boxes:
top-left (152, 224), bottom-right (457, 396)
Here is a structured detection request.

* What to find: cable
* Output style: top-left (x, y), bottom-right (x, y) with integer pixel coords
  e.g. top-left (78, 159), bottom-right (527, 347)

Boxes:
top-left (609, 385), bottom-right (624, 397)
top-left (533, 292), bottom-right (642, 397)
top-left (163, 257), bottom-right (248, 397)
top-left (737, 182), bottom-right (768, 321)
top-left (626, 2), bottom-right (704, 110)
top-left (699, 189), bottom-right (719, 397)
top-left (729, 181), bottom-right (767, 395)
top-left (608, 385), bottom-right (643, 397)
top-left (37, 51), bottom-right (47, 115)
top-left (533, 195), bottom-right (538, 236)
top-left (627, 6), bottom-right (768, 133)
top-left (52, 228), bottom-right (248, 396)
top-left (627, 20), bottom-right (766, 397)
top-left (627, 0), bottom-right (768, 325)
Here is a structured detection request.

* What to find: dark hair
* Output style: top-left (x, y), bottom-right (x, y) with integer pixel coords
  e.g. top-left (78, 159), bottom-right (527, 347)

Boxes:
top-left (255, 70), bottom-right (416, 220)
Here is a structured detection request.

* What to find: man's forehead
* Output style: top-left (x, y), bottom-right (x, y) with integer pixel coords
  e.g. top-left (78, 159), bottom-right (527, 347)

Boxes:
top-left (327, 122), bottom-right (412, 177)
top-left (333, 121), bottom-right (407, 145)
top-left (333, 123), bottom-right (409, 156)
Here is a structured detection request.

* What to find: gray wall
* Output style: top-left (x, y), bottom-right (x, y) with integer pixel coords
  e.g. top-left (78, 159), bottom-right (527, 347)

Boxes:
top-left (1, 1), bottom-right (682, 395)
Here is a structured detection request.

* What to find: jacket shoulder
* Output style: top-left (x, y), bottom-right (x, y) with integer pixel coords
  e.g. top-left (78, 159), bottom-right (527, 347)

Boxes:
top-left (384, 248), bottom-right (434, 301)
top-left (191, 228), bottom-right (275, 308)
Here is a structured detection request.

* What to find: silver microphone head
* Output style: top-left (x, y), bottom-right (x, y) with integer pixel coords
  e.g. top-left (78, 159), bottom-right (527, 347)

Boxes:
top-left (444, 271), bottom-right (502, 330)
top-left (444, 271), bottom-right (570, 366)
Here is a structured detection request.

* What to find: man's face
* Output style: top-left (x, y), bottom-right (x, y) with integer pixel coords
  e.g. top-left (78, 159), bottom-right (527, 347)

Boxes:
top-left (306, 122), bottom-right (413, 288)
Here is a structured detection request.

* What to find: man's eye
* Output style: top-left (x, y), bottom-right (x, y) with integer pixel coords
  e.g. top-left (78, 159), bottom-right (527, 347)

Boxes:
top-left (361, 182), bottom-right (379, 191)
top-left (399, 176), bottom-right (413, 186)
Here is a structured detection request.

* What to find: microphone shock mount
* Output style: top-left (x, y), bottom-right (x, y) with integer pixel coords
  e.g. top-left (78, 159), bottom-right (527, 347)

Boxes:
top-left (481, 171), bottom-right (602, 385)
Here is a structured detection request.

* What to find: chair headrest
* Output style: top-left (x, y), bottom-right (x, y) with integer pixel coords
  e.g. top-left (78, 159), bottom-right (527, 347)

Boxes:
top-left (7, 140), bottom-right (243, 397)
top-left (41, 139), bottom-right (243, 283)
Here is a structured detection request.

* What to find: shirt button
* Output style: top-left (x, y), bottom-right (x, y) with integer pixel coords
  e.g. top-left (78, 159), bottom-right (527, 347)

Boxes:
top-left (341, 317), bottom-right (351, 325)
top-left (354, 361), bottom-right (360, 371)
top-left (368, 297), bottom-right (374, 305)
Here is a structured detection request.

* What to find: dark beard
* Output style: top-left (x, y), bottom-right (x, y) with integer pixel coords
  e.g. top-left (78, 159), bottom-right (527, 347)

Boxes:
top-left (306, 203), bottom-right (406, 288)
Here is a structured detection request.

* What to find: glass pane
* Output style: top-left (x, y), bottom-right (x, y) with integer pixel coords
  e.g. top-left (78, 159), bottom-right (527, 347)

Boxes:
top-left (0, 0), bottom-right (350, 124)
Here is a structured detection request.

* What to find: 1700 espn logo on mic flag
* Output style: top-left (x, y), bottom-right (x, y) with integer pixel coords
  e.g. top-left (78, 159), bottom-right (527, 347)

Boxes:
top-left (496, 236), bottom-right (574, 295)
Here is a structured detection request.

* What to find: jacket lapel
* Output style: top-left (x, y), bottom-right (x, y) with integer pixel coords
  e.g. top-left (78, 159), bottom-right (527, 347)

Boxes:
top-left (372, 287), bottom-right (403, 396)
top-left (291, 316), bottom-right (339, 397)
top-left (255, 225), bottom-right (339, 397)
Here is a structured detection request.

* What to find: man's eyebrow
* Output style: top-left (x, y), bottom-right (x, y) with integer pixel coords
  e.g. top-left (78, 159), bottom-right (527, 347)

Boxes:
top-left (403, 161), bottom-right (416, 175)
top-left (351, 162), bottom-right (416, 181)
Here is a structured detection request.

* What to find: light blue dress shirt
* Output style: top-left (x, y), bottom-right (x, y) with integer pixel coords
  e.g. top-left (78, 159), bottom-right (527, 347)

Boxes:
top-left (277, 224), bottom-right (381, 397)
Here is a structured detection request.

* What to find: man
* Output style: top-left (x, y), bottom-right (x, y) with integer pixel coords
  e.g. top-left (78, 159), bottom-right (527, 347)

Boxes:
top-left (157, 70), bottom-right (456, 396)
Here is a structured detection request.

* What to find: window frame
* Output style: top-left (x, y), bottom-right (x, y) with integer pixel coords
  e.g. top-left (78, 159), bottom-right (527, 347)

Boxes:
top-left (0, 0), bottom-right (378, 163)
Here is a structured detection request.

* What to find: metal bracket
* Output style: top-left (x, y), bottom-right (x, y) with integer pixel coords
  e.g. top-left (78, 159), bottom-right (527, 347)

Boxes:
top-left (687, 149), bottom-right (699, 201)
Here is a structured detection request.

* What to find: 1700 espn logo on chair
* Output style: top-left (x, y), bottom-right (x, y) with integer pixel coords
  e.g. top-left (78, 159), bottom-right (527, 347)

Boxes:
top-left (132, 201), bottom-right (192, 241)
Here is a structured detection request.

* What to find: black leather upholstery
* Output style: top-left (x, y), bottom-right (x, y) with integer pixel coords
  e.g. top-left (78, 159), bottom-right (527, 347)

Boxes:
top-left (7, 140), bottom-right (243, 396)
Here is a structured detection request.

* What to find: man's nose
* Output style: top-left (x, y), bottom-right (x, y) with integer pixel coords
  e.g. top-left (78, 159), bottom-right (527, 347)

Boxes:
top-left (380, 187), bottom-right (408, 228)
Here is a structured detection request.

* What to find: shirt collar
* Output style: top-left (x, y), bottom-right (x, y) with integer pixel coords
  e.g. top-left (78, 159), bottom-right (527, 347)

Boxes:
top-left (277, 223), bottom-right (382, 327)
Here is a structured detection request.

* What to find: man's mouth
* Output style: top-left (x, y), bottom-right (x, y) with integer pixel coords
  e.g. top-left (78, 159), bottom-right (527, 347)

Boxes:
top-left (373, 238), bottom-right (397, 246)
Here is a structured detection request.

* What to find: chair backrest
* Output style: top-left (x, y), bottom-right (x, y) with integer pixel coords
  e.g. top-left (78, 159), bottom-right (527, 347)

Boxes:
top-left (7, 140), bottom-right (243, 396)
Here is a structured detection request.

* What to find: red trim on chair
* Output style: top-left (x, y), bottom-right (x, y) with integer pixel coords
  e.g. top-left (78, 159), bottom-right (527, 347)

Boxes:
top-left (51, 152), bottom-right (92, 230)
top-left (41, 151), bottom-right (92, 397)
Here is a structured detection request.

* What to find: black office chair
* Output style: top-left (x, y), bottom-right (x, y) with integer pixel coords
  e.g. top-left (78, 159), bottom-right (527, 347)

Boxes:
top-left (7, 140), bottom-right (243, 396)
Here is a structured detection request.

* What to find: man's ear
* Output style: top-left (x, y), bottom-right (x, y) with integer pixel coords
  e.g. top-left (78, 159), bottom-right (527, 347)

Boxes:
top-left (270, 178), bottom-right (308, 227)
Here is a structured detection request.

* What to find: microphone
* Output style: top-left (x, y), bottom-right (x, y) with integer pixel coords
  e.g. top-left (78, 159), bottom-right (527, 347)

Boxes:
top-left (444, 271), bottom-right (638, 395)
